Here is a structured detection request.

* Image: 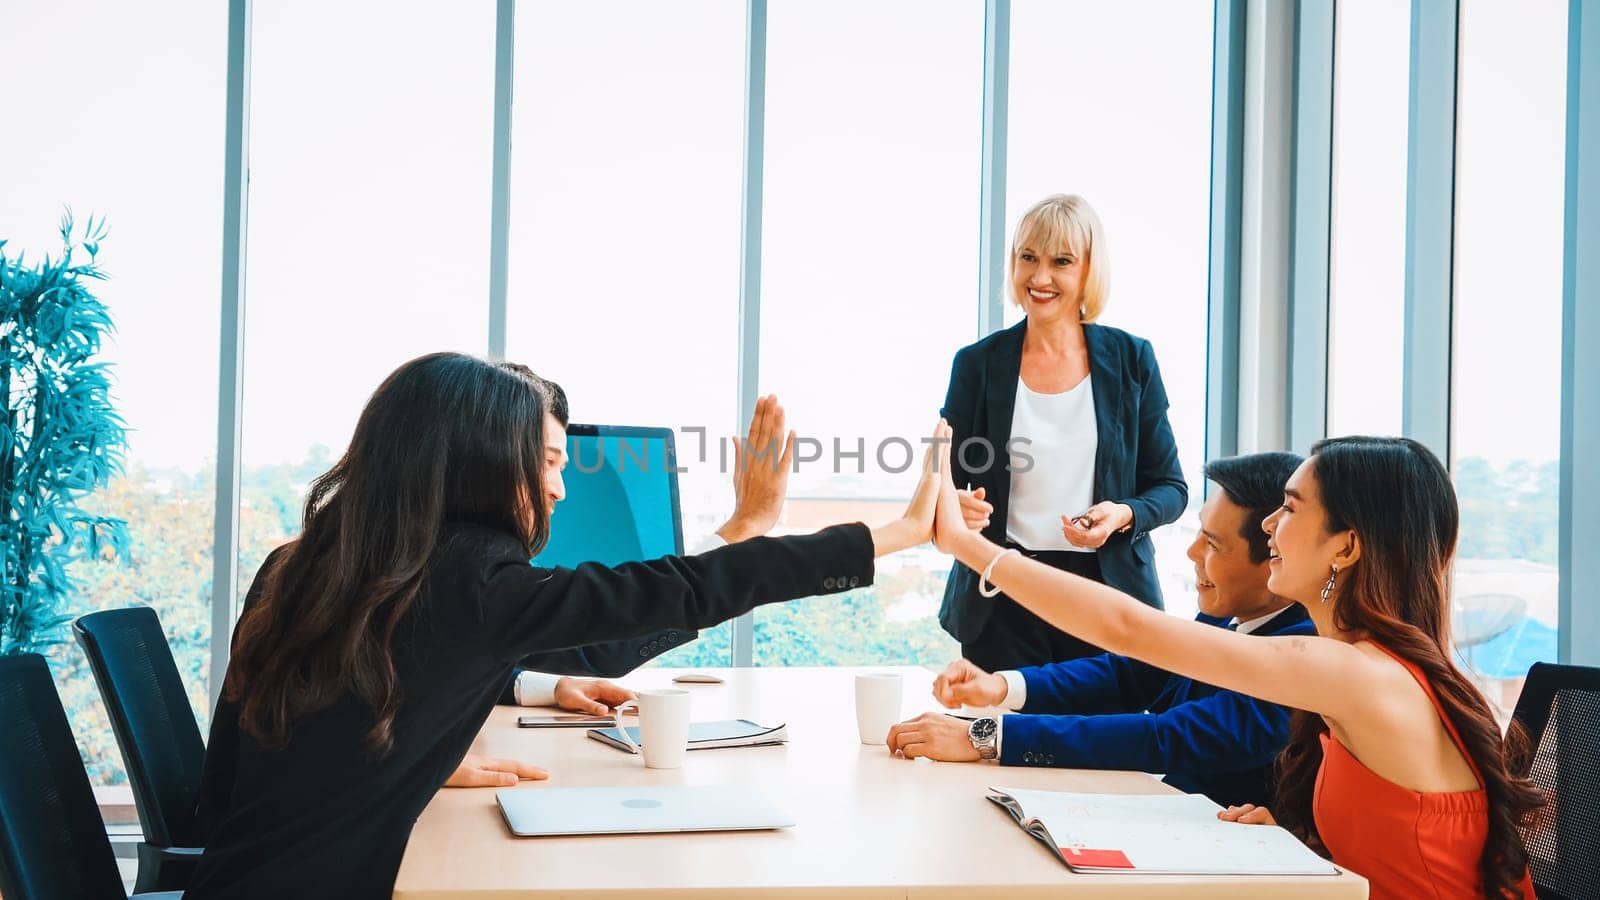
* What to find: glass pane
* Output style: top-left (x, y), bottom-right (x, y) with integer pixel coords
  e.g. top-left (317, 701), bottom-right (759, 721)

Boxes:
top-left (1450, 0), bottom-right (1567, 717)
top-left (1006, 0), bottom-right (1215, 621)
top-left (1327, 0), bottom-right (1410, 438)
top-left (0, 0), bottom-right (224, 784)
top-left (751, 0), bottom-right (984, 667)
top-left (241, 4), bottom-right (493, 609)
top-left (505, 0), bottom-right (745, 667)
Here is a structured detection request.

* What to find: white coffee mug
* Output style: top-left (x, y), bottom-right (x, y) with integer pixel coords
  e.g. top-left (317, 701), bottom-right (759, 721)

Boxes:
top-left (612, 688), bottom-right (692, 769)
top-left (854, 672), bottom-right (903, 745)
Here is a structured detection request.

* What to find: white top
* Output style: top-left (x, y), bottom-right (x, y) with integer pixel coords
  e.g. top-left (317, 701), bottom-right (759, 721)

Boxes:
top-left (514, 532), bottom-right (729, 705)
top-left (1005, 376), bottom-right (1098, 552)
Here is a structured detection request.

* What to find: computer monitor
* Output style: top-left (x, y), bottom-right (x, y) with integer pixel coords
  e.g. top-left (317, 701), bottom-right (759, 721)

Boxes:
top-left (532, 424), bottom-right (685, 567)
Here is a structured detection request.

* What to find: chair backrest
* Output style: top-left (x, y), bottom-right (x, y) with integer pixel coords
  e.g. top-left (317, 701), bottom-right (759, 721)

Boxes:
top-left (0, 653), bottom-right (128, 900)
top-left (74, 606), bottom-right (207, 848)
top-left (1511, 661), bottom-right (1600, 900)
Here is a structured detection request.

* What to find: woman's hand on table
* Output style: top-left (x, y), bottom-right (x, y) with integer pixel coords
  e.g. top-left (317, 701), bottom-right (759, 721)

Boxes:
top-left (445, 754), bottom-right (549, 788)
top-left (1217, 803), bottom-right (1277, 826)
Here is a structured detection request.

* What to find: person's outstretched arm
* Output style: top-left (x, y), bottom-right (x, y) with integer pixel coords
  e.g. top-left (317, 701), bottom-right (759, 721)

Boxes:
top-left (497, 393), bottom-right (801, 699)
top-left (928, 426), bottom-right (1373, 724)
top-left (484, 424), bottom-right (942, 663)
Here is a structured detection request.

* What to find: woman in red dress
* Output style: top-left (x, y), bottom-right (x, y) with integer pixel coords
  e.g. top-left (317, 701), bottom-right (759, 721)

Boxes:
top-left (924, 426), bottom-right (1539, 899)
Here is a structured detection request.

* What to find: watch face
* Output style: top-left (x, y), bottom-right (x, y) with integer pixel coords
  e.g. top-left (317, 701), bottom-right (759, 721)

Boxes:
top-left (970, 717), bottom-right (998, 742)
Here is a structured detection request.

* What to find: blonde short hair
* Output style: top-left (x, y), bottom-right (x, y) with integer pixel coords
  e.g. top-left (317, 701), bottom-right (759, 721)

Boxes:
top-left (1008, 194), bottom-right (1110, 323)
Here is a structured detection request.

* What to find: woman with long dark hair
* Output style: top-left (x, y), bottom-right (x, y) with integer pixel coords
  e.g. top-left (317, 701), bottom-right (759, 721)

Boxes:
top-left (925, 432), bottom-right (1538, 899)
top-left (188, 353), bottom-right (938, 899)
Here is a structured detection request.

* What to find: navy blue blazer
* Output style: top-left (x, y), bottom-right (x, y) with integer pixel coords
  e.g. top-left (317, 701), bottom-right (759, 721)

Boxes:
top-left (1000, 604), bottom-right (1314, 808)
top-left (938, 320), bottom-right (1188, 643)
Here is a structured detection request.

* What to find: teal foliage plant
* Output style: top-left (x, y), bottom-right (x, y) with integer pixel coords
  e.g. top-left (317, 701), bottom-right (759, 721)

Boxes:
top-left (0, 212), bottom-right (130, 654)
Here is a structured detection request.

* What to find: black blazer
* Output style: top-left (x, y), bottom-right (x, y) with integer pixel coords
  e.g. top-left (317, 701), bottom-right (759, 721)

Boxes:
top-left (191, 523), bottom-right (873, 900)
top-left (497, 632), bottom-right (693, 704)
top-left (938, 320), bottom-right (1188, 643)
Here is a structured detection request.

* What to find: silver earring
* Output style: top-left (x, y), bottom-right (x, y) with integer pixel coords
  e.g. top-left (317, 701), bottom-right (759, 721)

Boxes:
top-left (1320, 564), bottom-right (1340, 604)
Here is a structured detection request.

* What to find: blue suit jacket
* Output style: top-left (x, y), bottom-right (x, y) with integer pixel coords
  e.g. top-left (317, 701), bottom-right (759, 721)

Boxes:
top-left (1000, 604), bottom-right (1314, 808)
top-left (938, 320), bottom-right (1188, 643)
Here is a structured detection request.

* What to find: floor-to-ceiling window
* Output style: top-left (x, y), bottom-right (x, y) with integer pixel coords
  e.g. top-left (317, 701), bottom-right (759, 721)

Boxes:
top-left (505, 0), bottom-right (746, 666)
top-left (1326, 0), bottom-right (1410, 439)
top-left (1450, 0), bottom-right (1568, 715)
top-left (238, 2), bottom-right (495, 621)
top-left (0, 0), bottom-right (225, 783)
top-left (750, 0), bottom-right (982, 667)
top-left (1004, 0), bottom-right (1215, 620)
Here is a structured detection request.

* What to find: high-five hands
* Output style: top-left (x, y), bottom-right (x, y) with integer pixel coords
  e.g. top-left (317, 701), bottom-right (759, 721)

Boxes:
top-left (718, 394), bottom-right (796, 544)
top-left (930, 658), bottom-right (1009, 709)
top-left (929, 422), bottom-right (980, 556)
top-left (868, 420), bottom-right (949, 557)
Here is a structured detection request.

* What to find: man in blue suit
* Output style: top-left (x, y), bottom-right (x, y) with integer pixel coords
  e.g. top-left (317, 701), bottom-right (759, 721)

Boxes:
top-left (886, 452), bottom-right (1310, 808)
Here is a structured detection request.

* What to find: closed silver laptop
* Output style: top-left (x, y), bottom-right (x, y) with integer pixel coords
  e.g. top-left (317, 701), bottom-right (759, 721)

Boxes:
top-left (496, 784), bottom-right (795, 836)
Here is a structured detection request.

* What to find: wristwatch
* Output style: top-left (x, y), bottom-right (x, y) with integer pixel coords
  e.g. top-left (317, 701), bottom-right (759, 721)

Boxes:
top-left (968, 716), bottom-right (999, 760)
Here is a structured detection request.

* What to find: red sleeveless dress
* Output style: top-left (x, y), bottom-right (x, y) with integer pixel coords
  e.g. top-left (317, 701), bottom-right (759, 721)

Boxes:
top-left (1312, 643), bottom-right (1535, 899)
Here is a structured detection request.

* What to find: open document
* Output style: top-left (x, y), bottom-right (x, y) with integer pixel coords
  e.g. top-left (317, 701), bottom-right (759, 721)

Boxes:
top-left (988, 787), bottom-right (1340, 876)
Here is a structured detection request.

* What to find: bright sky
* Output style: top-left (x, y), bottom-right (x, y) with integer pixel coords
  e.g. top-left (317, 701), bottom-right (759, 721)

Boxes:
top-left (0, 0), bottom-right (1568, 485)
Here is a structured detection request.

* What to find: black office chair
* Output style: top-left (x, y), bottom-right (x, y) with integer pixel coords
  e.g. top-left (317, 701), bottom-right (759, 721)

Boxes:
top-left (1511, 662), bottom-right (1600, 900)
top-left (0, 653), bottom-right (182, 899)
top-left (74, 607), bottom-right (206, 893)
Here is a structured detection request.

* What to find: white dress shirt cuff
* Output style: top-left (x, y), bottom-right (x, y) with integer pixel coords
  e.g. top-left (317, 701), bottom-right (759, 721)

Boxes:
top-left (1000, 670), bottom-right (1028, 711)
top-left (514, 671), bottom-right (562, 707)
top-left (692, 533), bottom-right (728, 553)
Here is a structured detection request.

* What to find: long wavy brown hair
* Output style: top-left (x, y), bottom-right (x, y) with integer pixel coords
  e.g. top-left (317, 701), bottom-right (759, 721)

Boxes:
top-left (222, 353), bottom-right (555, 755)
top-left (1272, 436), bottom-right (1541, 898)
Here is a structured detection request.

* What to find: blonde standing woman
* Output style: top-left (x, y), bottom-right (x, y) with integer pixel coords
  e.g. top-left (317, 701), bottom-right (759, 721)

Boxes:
top-left (937, 194), bottom-right (1188, 671)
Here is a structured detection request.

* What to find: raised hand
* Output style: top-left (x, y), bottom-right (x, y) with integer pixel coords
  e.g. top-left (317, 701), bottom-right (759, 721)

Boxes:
top-left (868, 419), bottom-right (949, 557)
top-left (553, 677), bottom-right (636, 716)
top-left (717, 394), bottom-right (797, 544)
top-left (931, 658), bottom-right (1009, 709)
top-left (931, 421), bottom-right (977, 555)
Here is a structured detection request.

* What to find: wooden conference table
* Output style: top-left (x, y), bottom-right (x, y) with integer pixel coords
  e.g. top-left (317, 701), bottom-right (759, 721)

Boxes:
top-left (394, 666), bottom-right (1368, 899)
